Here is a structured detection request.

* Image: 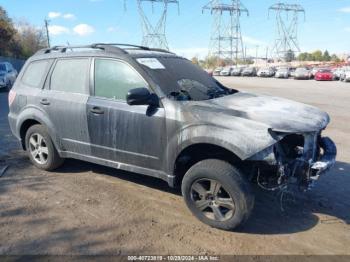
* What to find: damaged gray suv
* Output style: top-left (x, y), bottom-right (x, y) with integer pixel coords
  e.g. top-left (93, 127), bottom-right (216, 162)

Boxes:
top-left (8, 44), bottom-right (337, 230)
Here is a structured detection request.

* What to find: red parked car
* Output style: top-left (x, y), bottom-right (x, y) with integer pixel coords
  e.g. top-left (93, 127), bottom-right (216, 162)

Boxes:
top-left (314, 69), bottom-right (334, 81)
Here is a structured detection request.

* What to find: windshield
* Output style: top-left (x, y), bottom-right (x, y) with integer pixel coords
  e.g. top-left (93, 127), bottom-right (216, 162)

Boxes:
top-left (137, 57), bottom-right (236, 101)
top-left (0, 64), bottom-right (6, 71)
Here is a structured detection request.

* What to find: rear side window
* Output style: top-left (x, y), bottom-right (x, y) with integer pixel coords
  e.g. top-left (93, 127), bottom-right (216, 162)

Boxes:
top-left (94, 59), bottom-right (147, 100)
top-left (22, 60), bottom-right (50, 88)
top-left (51, 59), bottom-right (89, 94)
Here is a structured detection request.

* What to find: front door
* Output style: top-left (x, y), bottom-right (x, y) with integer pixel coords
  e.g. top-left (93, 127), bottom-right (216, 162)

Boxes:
top-left (87, 58), bottom-right (166, 170)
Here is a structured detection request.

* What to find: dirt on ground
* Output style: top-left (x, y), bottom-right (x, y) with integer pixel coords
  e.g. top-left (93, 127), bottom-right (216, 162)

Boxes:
top-left (0, 78), bottom-right (349, 255)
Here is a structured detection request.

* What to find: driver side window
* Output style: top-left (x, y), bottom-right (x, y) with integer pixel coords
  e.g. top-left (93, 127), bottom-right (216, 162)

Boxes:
top-left (94, 59), bottom-right (148, 101)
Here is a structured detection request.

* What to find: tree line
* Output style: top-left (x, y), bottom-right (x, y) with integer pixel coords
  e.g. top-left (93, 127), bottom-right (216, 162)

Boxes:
top-left (0, 6), bottom-right (47, 59)
top-left (297, 50), bottom-right (341, 62)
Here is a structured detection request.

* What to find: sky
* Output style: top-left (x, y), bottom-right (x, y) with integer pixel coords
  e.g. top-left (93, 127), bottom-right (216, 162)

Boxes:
top-left (1, 0), bottom-right (350, 59)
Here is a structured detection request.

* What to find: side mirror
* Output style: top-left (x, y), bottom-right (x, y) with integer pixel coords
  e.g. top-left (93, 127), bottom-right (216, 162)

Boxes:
top-left (126, 87), bottom-right (158, 106)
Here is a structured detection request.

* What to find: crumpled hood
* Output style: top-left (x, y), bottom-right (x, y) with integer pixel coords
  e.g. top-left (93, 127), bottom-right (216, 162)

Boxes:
top-left (191, 92), bottom-right (330, 133)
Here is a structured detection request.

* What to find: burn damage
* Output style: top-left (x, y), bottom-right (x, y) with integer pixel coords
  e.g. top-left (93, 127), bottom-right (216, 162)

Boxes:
top-left (248, 132), bottom-right (337, 192)
top-left (9, 48), bottom-right (337, 192)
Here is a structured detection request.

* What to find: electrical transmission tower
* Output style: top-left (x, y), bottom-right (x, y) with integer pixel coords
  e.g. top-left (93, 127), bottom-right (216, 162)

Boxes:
top-left (130, 0), bottom-right (179, 50)
top-left (268, 2), bottom-right (305, 60)
top-left (203, 0), bottom-right (248, 63)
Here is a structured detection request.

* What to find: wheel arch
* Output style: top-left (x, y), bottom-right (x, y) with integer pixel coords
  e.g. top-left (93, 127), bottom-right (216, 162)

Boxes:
top-left (17, 107), bottom-right (60, 152)
top-left (173, 143), bottom-right (242, 188)
top-left (19, 119), bottom-right (42, 150)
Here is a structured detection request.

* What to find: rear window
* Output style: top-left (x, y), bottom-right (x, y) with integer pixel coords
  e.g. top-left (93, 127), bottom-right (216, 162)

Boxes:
top-left (50, 59), bottom-right (90, 94)
top-left (22, 60), bottom-right (50, 88)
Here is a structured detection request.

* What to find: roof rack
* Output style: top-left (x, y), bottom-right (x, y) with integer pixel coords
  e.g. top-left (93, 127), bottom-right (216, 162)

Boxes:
top-left (36, 43), bottom-right (174, 55)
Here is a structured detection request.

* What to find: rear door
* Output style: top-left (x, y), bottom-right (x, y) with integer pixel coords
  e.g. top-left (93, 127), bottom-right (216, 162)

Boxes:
top-left (38, 58), bottom-right (91, 155)
top-left (86, 58), bottom-right (166, 170)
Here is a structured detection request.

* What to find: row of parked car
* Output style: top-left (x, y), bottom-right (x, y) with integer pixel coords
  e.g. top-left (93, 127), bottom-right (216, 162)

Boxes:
top-left (0, 62), bottom-right (18, 91)
top-left (212, 65), bottom-right (350, 82)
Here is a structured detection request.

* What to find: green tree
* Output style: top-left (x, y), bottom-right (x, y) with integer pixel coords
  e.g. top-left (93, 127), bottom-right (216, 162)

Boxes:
top-left (331, 54), bottom-right (341, 63)
top-left (285, 49), bottom-right (295, 62)
top-left (312, 50), bottom-right (323, 61)
top-left (298, 52), bottom-right (307, 61)
top-left (0, 6), bottom-right (17, 56)
top-left (323, 50), bottom-right (331, 61)
top-left (191, 56), bottom-right (199, 65)
top-left (15, 20), bottom-right (48, 58)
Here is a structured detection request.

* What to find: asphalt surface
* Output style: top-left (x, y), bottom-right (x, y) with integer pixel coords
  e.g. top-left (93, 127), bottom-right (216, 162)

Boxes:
top-left (0, 78), bottom-right (349, 255)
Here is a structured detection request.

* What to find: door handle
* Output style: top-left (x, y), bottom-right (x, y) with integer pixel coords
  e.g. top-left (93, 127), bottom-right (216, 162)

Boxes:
top-left (90, 107), bottom-right (104, 115)
top-left (40, 99), bottom-right (50, 106)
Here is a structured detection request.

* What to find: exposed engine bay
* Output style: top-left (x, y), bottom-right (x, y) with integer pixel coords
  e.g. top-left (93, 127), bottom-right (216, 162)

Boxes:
top-left (249, 132), bottom-right (337, 192)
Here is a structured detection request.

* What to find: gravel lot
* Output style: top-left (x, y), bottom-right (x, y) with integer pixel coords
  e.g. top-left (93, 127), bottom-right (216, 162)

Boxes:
top-left (0, 77), bottom-right (349, 255)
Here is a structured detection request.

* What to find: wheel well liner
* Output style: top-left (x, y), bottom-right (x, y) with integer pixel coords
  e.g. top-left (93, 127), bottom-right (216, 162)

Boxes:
top-left (173, 143), bottom-right (241, 188)
top-left (19, 119), bottom-right (41, 150)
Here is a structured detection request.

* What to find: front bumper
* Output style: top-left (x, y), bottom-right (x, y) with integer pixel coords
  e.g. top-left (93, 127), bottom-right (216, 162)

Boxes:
top-left (310, 137), bottom-right (337, 178)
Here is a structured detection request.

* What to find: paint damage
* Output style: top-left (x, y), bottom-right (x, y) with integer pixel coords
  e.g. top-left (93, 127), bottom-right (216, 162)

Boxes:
top-left (9, 48), bottom-right (337, 192)
top-left (179, 92), bottom-right (337, 191)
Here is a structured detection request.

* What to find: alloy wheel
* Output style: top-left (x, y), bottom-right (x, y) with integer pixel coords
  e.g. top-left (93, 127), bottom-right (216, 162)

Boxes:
top-left (190, 179), bottom-right (235, 222)
top-left (28, 133), bottom-right (49, 165)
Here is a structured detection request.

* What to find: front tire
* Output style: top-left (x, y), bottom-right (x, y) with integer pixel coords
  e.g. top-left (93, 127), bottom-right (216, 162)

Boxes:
top-left (25, 124), bottom-right (64, 171)
top-left (182, 159), bottom-right (254, 231)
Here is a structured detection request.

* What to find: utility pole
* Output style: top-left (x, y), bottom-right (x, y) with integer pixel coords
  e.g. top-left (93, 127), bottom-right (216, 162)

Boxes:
top-left (268, 3), bottom-right (305, 61)
top-left (44, 19), bottom-right (50, 48)
top-left (255, 45), bottom-right (259, 65)
top-left (203, 0), bottom-right (249, 65)
top-left (125, 0), bottom-right (179, 50)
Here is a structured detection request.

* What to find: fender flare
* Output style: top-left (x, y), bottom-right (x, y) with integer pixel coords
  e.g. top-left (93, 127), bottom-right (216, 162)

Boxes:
top-left (16, 106), bottom-right (62, 151)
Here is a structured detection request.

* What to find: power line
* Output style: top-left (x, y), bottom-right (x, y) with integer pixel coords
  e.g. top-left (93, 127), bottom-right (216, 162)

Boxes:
top-left (203, 0), bottom-right (248, 64)
top-left (126, 0), bottom-right (180, 50)
top-left (268, 2), bottom-right (305, 61)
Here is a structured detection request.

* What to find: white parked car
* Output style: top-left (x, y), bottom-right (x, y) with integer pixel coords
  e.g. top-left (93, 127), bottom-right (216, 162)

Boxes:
top-left (0, 62), bottom-right (18, 90)
top-left (340, 70), bottom-right (350, 82)
top-left (213, 67), bottom-right (223, 76)
top-left (257, 67), bottom-right (275, 77)
top-left (294, 67), bottom-right (311, 80)
top-left (275, 67), bottom-right (290, 79)
top-left (220, 66), bottom-right (234, 76)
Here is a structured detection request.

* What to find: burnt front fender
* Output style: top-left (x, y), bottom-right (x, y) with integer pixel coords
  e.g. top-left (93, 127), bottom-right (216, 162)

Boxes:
top-left (165, 122), bottom-right (280, 175)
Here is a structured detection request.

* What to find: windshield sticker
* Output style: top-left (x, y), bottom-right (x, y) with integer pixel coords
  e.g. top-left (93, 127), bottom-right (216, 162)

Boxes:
top-left (137, 58), bottom-right (165, 69)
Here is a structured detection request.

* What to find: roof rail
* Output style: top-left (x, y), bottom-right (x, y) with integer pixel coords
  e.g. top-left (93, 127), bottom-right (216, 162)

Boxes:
top-left (35, 43), bottom-right (174, 55)
top-left (92, 43), bottom-right (174, 54)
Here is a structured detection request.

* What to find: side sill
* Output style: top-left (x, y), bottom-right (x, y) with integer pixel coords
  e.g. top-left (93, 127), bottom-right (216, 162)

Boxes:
top-left (59, 151), bottom-right (175, 187)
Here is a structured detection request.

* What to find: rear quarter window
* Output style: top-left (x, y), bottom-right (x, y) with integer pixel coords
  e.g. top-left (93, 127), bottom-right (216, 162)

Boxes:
top-left (50, 58), bottom-right (90, 94)
top-left (22, 60), bottom-right (51, 88)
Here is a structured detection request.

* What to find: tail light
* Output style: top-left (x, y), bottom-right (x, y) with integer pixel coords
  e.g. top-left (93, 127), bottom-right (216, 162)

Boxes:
top-left (8, 90), bottom-right (16, 107)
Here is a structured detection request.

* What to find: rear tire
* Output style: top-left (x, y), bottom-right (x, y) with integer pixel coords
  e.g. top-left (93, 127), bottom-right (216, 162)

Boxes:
top-left (25, 124), bottom-right (64, 171)
top-left (182, 159), bottom-right (254, 231)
